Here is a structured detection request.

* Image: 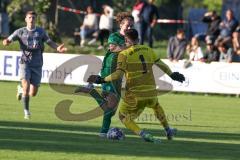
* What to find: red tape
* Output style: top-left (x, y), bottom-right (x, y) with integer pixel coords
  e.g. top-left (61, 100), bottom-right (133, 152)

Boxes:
top-left (57, 5), bottom-right (198, 24)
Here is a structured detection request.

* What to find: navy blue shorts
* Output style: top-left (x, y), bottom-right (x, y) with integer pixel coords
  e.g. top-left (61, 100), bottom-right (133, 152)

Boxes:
top-left (19, 64), bottom-right (42, 87)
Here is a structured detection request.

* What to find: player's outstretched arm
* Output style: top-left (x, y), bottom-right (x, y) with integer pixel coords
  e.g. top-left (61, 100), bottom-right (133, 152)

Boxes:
top-left (2, 39), bottom-right (11, 46)
top-left (154, 59), bottom-right (185, 83)
top-left (57, 43), bottom-right (67, 53)
top-left (87, 69), bottom-right (124, 84)
top-left (104, 69), bottom-right (124, 82)
top-left (155, 59), bottom-right (172, 76)
top-left (47, 40), bottom-right (67, 53)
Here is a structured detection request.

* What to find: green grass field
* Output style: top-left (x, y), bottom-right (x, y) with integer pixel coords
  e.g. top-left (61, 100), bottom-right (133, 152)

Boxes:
top-left (0, 81), bottom-right (240, 160)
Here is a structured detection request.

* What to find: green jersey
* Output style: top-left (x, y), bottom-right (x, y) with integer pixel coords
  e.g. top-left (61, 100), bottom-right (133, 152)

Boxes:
top-left (100, 32), bottom-right (125, 97)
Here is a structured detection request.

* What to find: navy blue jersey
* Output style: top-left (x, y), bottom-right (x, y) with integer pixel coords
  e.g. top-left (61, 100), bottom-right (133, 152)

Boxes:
top-left (8, 27), bottom-right (51, 67)
top-left (140, 3), bottom-right (159, 24)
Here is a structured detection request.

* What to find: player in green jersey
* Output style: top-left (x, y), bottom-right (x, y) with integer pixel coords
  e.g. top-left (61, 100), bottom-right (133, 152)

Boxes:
top-left (75, 12), bottom-right (134, 137)
top-left (87, 29), bottom-right (185, 143)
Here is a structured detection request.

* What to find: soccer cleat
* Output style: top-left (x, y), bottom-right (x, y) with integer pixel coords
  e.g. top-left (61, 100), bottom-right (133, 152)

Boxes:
top-left (24, 114), bottom-right (31, 120)
top-left (99, 132), bottom-right (107, 138)
top-left (16, 85), bottom-right (23, 101)
top-left (166, 128), bottom-right (177, 140)
top-left (140, 131), bottom-right (161, 144)
top-left (24, 110), bottom-right (31, 120)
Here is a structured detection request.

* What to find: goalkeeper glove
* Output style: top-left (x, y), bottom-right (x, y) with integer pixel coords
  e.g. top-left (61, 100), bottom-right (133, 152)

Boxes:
top-left (170, 72), bottom-right (185, 83)
top-left (87, 75), bottom-right (106, 84)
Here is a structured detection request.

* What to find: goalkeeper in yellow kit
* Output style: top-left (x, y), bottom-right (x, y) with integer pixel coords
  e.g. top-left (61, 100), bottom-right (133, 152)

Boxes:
top-left (88, 29), bottom-right (185, 143)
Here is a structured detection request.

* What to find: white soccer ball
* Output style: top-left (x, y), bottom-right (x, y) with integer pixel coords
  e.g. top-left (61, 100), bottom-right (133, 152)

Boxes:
top-left (107, 127), bottom-right (125, 140)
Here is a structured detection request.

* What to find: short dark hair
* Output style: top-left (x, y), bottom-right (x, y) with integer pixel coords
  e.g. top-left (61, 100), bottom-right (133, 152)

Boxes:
top-left (26, 11), bottom-right (37, 17)
top-left (125, 29), bottom-right (139, 41)
top-left (218, 42), bottom-right (228, 49)
top-left (177, 29), bottom-right (184, 35)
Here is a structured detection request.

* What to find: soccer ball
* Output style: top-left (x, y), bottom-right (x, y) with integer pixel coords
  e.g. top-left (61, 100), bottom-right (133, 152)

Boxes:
top-left (107, 127), bottom-right (125, 140)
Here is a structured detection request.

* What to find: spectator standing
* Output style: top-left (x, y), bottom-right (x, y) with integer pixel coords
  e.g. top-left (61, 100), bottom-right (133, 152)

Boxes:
top-left (167, 29), bottom-right (187, 62)
top-left (92, 5), bottom-right (114, 50)
top-left (139, 0), bottom-right (159, 48)
top-left (132, 0), bottom-right (146, 36)
top-left (80, 6), bottom-right (98, 47)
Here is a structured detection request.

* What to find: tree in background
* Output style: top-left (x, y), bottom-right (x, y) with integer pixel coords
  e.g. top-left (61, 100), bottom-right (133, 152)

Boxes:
top-left (7, 0), bottom-right (61, 42)
top-left (182, 0), bottom-right (223, 15)
top-left (5, 0), bottom-right (223, 41)
top-left (111, 0), bottom-right (134, 12)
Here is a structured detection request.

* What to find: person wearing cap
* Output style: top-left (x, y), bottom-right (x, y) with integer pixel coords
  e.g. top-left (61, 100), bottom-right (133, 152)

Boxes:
top-left (203, 36), bottom-right (220, 62)
top-left (75, 12), bottom-right (134, 138)
top-left (96, 12), bottom-right (134, 137)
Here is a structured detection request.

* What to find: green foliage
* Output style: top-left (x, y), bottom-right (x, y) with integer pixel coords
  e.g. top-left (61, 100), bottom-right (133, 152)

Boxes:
top-left (7, 0), bottom-right (60, 42)
top-left (7, 0), bottom-right (28, 18)
top-left (111, 0), bottom-right (134, 12)
top-left (7, 0), bottom-right (51, 27)
top-left (182, 0), bottom-right (223, 15)
top-left (7, 0), bottom-right (51, 16)
top-left (34, 0), bottom-right (51, 14)
top-left (110, 0), bottom-right (223, 17)
top-left (203, 0), bottom-right (222, 14)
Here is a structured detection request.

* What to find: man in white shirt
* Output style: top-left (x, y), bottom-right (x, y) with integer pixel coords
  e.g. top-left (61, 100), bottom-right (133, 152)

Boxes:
top-left (80, 6), bottom-right (98, 47)
top-left (96, 5), bottom-right (114, 49)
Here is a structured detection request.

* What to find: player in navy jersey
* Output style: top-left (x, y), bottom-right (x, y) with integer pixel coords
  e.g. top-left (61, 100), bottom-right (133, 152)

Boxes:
top-left (2, 11), bottom-right (67, 119)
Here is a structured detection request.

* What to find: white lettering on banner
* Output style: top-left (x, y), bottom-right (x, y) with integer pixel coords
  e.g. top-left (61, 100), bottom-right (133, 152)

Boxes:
top-left (0, 51), bottom-right (240, 94)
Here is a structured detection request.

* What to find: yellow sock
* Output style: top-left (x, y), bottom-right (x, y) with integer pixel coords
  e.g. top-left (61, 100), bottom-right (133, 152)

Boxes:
top-left (122, 116), bottom-right (141, 135)
top-left (153, 103), bottom-right (169, 128)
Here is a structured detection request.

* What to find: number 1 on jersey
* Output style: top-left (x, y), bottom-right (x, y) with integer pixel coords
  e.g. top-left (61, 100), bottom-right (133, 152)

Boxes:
top-left (139, 55), bottom-right (147, 74)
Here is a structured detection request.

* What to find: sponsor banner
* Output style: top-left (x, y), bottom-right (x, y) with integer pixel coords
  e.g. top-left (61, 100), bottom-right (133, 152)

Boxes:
top-left (159, 60), bottom-right (240, 94)
top-left (0, 51), bottom-right (239, 94)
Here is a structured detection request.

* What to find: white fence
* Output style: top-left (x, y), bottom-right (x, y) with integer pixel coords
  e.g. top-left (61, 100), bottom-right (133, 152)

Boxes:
top-left (0, 50), bottom-right (239, 94)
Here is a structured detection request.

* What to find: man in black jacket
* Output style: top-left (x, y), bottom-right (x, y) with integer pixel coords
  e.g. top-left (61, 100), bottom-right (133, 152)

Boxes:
top-left (139, 0), bottom-right (159, 48)
top-left (202, 11), bottom-right (221, 42)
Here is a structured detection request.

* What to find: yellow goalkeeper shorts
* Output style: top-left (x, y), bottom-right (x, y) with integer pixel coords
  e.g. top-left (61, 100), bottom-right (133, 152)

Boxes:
top-left (119, 93), bottom-right (158, 120)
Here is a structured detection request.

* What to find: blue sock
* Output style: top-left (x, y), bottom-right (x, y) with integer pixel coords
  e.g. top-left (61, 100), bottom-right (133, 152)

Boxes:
top-left (165, 126), bottom-right (170, 132)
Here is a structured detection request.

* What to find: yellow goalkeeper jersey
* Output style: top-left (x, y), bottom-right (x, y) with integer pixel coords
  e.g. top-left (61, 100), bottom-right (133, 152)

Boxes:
top-left (114, 44), bottom-right (172, 98)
